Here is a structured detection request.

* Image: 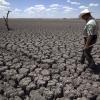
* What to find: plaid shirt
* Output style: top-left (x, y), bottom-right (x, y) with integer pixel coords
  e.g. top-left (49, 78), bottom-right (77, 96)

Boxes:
top-left (83, 17), bottom-right (98, 37)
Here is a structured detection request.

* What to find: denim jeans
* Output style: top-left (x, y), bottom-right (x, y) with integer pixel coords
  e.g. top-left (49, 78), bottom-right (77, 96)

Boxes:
top-left (81, 46), bottom-right (95, 65)
top-left (80, 35), bottom-right (97, 66)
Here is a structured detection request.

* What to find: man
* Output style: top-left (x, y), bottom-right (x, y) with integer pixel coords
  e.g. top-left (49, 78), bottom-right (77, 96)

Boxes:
top-left (79, 9), bottom-right (98, 68)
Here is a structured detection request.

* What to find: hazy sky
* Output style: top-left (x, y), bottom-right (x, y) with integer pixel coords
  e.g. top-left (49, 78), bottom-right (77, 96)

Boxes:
top-left (0, 0), bottom-right (100, 18)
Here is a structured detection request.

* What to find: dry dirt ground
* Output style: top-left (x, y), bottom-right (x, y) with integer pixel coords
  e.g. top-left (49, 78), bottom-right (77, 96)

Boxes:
top-left (0, 19), bottom-right (100, 100)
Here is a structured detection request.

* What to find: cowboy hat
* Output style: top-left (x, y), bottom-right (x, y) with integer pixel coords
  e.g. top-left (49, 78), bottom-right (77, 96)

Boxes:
top-left (79, 9), bottom-right (91, 18)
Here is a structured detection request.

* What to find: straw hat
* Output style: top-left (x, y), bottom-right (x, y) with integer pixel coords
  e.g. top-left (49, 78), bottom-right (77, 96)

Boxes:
top-left (79, 9), bottom-right (91, 18)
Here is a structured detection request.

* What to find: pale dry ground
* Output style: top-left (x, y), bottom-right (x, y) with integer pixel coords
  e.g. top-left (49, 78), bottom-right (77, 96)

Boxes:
top-left (0, 19), bottom-right (100, 100)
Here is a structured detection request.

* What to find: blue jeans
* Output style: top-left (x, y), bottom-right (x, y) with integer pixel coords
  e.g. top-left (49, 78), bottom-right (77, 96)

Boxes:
top-left (81, 46), bottom-right (95, 66)
top-left (80, 35), bottom-right (97, 66)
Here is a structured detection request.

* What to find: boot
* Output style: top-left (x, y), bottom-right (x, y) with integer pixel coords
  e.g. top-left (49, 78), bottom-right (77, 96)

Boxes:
top-left (88, 61), bottom-right (96, 69)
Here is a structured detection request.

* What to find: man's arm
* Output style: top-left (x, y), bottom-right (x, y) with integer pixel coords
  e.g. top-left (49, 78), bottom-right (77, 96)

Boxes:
top-left (84, 35), bottom-right (92, 48)
top-left (84, 24), bottom-right (94, 49)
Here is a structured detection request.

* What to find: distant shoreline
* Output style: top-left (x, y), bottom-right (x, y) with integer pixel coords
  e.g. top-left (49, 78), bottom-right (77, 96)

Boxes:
top-left (0, 18), bottom-right (100, 20)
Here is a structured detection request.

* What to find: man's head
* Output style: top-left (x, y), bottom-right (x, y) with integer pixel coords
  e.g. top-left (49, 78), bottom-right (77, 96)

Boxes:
top-left (79, 9), bottom-right (92, 20)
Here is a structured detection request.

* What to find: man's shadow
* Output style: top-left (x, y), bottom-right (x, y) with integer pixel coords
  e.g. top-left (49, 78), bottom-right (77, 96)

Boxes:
top-left (91, 63), bottom-right (100, 74)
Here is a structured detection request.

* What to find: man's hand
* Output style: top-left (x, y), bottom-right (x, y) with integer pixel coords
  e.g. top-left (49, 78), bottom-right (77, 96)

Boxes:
top-left (84, 45), bottom-right (89, 49)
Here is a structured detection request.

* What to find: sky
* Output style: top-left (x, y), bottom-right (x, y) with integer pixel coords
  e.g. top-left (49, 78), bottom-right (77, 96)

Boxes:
top-left (0, 0), bottom-right (100, 18)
